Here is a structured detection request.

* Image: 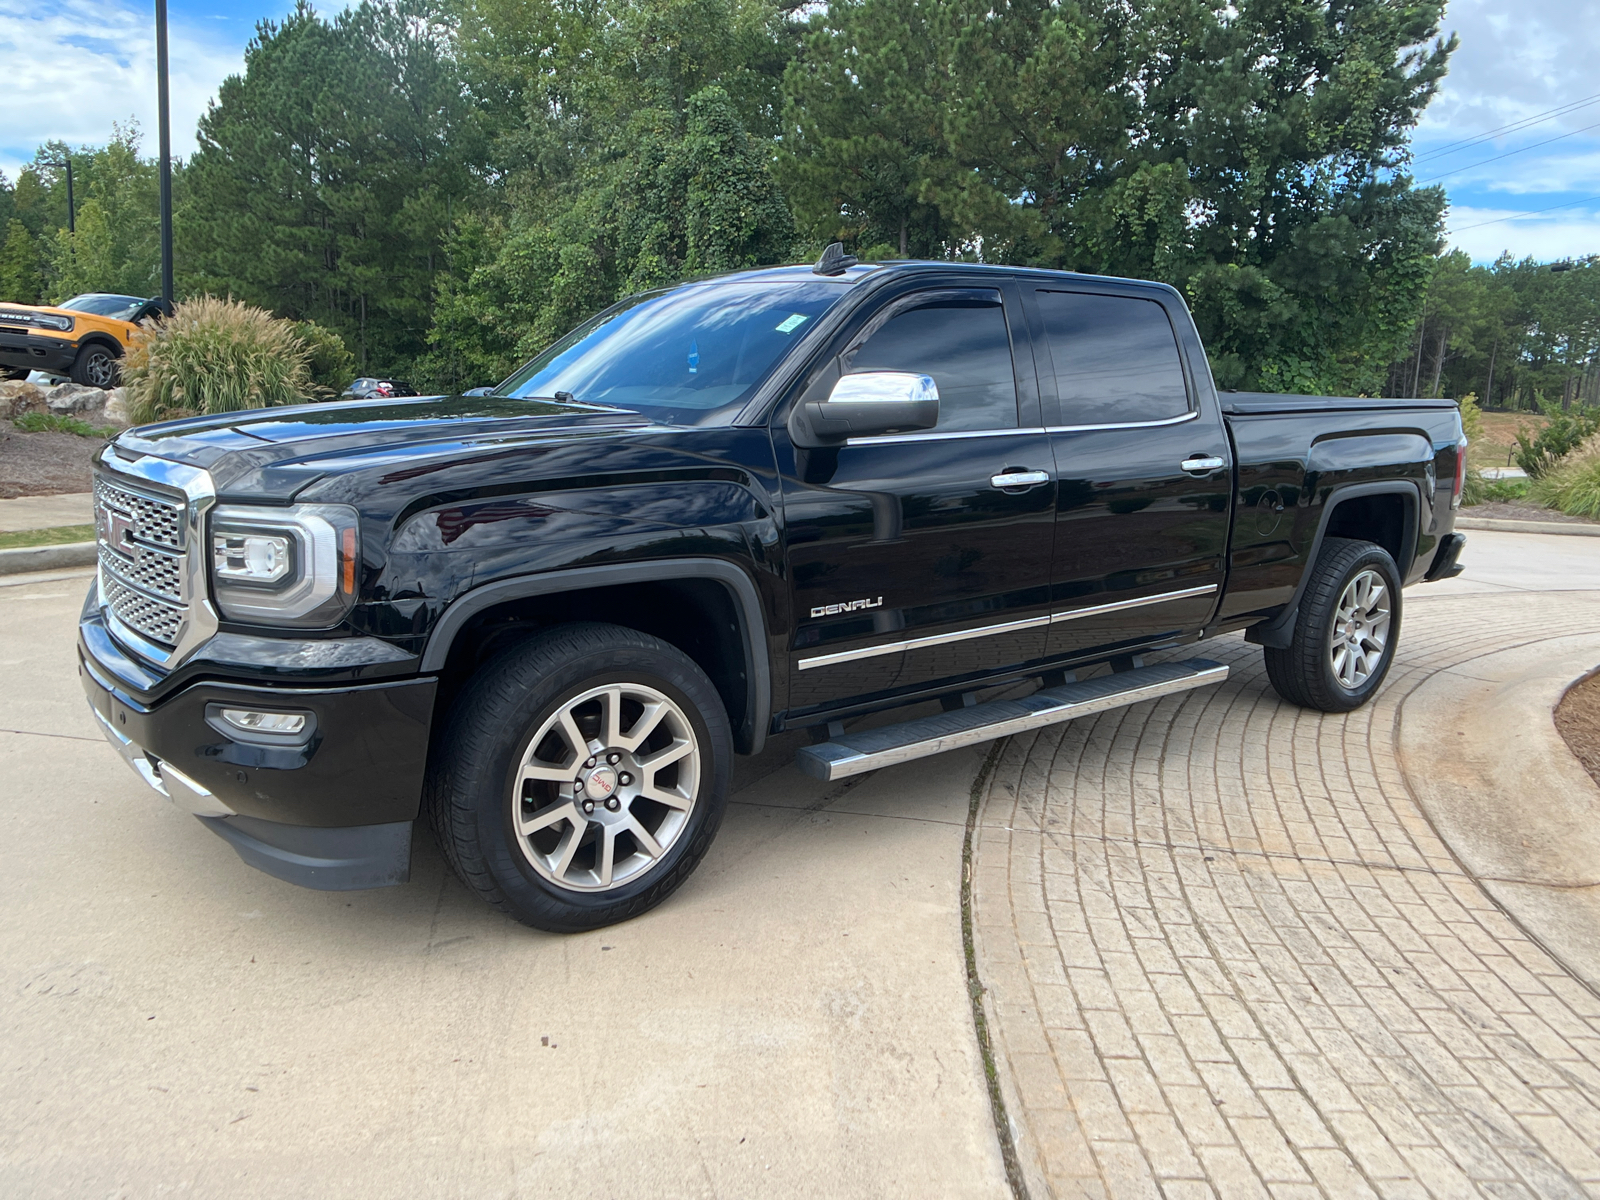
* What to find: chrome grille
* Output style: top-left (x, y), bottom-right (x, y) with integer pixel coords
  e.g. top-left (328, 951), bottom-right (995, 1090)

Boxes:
top-left (98, 541), bottom-right (182, 601)
top-left (95, 472), bottom-right (190, 647)
top-left (102, 574), bottom-right (184, 645)
top-left (94, 477), bottom-right (184, 549)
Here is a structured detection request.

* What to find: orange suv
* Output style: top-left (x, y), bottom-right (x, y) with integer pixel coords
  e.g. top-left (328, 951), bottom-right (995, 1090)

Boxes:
top-left (0, 293), bottom-right (172, 388)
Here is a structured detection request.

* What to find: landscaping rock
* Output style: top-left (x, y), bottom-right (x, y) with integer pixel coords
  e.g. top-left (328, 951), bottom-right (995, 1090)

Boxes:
top-left (101, 387), bottom-right (131, 427)
top-left (43, 382), bottom-right (107, 417)
top-left (0, 380), bottom-right (45, 419)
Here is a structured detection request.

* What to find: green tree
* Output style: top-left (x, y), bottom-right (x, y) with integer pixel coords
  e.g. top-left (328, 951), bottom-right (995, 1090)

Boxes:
top-left (782, 0), bottom-right (1454, 394)
top-left (182, 0), bottom-right (482, 373)
top-left (0, 219), bottom-right (44, 303)
top-left (423, 0), bottom-right (796, 390)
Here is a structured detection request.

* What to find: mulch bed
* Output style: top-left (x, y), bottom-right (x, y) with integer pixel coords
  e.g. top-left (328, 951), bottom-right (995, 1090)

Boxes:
top-left (1555, 671), bottom-right (1600, 789)
top-left (1466, 500), bottom-right (1600, 525)
top-left (0, 419), bottom-right (107, 498)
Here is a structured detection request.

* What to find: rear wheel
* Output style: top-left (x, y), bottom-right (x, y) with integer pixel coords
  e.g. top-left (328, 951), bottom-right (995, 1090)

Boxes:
top-left (69, 343), bottom-right (119, 389)
top-left (1264, 537), bottom-right (1401, 712)
top-left (425, 622), bottom-right (732, 932)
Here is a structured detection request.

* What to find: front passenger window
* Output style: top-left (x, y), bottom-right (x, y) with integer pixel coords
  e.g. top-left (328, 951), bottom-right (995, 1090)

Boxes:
top-left (846, 291), bottom-right (1018, 432)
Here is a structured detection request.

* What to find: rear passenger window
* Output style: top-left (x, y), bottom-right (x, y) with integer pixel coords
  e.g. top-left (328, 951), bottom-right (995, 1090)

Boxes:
top-left (847, 291), bottom-right (1018, 432)
top-left (1036, 291), bottom-right (1190, 425)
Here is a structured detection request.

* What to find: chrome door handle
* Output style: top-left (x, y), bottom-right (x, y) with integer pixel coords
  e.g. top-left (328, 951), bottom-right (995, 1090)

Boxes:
top-left (990, 470), bottom-right (1052, 490)
top-left (1180, 456), bottom-right (1226, 473)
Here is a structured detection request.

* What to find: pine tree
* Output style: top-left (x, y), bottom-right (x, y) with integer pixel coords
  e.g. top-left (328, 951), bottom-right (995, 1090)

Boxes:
top-left (0, 219), bottom-right (43, 304)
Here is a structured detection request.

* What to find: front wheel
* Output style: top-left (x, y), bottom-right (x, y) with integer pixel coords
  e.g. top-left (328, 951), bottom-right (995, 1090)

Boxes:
top-left (69, 343), bottom-right (119, 389)
top-left (425, 622), bottom-right (732, 932)
top-left (1264, 537), bottom-right (1401, 712)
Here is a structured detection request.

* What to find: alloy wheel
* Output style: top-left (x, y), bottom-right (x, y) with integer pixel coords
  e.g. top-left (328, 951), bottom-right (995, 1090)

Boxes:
top-left (510, 682), bottom-right (700, 892)
top-left (1328, 568), bottom-right (1391, 689)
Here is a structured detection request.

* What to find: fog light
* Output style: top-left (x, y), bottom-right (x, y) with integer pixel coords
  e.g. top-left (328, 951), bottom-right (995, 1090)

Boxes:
top-left (219, 708), bottom-right (307, 735)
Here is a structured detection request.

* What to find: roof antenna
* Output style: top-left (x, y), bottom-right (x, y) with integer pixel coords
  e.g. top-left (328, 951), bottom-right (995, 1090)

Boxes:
top-left (813, 242), bottom-right (858, 277)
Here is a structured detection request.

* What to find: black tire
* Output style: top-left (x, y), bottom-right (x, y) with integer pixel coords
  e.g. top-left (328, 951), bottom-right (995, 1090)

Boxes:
top-left (0, 365), bottom-right (27, 381)
top-left (69, 342), bottom-right (120, 389)
top-left (1264, 537), bottom-right (1402, 712)
top-left (425, 622), bottom-right (732, 932)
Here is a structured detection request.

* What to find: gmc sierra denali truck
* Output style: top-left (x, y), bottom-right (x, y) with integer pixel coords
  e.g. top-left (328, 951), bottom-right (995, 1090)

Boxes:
top-left (78, 250), bottom-right (1467, 931)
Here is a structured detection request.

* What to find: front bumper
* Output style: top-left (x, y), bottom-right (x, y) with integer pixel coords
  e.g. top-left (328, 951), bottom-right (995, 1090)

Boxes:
top-left (80, 604), bottom-right (438, 891)
top-left (0, 329), bottom-right (76, 375)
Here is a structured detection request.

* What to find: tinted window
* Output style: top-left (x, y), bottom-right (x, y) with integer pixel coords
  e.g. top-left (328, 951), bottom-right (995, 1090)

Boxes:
top-left (846, 291), bottom-right (1017, 432)
top-left (500, 280), bottom-right (846, 426)
top-left (1037, 291), bottom-right (1189, 425)
top-left (60, 294), bottom-right (144, 320)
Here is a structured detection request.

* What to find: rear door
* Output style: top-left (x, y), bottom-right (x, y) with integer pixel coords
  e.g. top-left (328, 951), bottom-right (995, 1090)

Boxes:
top-left (774, 281), bottom-right (1057, 717)
top-left (1032, 286), bottom-right (1232, 660)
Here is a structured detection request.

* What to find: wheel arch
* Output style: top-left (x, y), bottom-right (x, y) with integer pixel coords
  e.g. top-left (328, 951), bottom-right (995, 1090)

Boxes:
top-left (421, 559), bottom-right (771, 755)
top-left (1246, 481), bottom-right (1421, 650)
top-left (76, 332), bottom-right (124, 357)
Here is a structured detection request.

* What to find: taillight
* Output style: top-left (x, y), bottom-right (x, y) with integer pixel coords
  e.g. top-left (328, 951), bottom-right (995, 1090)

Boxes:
top-left (1451, 436), bottom-right (1468, 509)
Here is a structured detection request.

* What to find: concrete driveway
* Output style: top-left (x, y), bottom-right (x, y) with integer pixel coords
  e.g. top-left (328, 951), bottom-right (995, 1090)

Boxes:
top-left (0, 568), bottom-right (1007, 1198)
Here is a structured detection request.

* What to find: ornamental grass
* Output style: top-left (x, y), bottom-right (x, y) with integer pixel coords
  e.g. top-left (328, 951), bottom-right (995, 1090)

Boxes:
top-left (122, 296), bottom-right (313, 424)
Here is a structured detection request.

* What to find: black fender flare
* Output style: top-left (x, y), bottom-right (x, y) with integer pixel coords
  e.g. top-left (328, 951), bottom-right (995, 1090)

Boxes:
top-left (419, 558), bottom-right (771, 755)
top-left (1246, 480), bottom-right (1422, 650)
top-left (75, 333), bottom-right (124, 358)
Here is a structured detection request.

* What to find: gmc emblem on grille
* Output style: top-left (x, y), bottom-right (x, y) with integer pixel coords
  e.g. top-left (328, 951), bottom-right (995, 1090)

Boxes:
top-left (104, 508), bottom-right (136, 557)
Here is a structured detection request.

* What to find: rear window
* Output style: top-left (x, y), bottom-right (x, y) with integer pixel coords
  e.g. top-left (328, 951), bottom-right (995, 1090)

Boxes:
top-left (1036, 291), bottom-right (1190, 425)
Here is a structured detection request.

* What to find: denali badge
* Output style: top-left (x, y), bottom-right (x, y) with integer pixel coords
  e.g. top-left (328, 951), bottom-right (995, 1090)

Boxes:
top-left (811, 596), bottom-right (884, 618)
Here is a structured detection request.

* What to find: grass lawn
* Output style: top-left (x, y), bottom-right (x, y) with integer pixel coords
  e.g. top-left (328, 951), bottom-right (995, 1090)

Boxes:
top-left (0, 525), bottom-right (96, 550)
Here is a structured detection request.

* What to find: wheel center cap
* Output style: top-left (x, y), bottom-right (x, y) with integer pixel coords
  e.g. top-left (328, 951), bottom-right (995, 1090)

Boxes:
top-left (583, 765), bottom-right (618, 800)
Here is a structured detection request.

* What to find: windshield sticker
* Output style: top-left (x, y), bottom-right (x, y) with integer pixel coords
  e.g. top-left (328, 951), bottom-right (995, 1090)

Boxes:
top-left (687, 340), bottom-right (699, 374)
top-left (775, 313), bottom-right (809, 334)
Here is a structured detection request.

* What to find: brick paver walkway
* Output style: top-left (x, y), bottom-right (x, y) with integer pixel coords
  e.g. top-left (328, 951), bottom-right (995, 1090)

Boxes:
top-left (975, 590), bottom-right (1600, 1199)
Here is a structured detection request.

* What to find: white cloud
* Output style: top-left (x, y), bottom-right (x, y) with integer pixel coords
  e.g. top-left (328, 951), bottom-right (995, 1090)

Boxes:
top-left (0, 0), bottom-right (244, 180)
top-left (1445, 205), bottom-right (1600, 262)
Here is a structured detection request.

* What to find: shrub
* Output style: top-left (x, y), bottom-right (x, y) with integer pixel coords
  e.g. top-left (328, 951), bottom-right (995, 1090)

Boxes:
top-left (122, 296), bottom-right (312, 424)
top-left (1481, 477), bottom-right (1530, 503)
top-left (1513, 400), bottom-right (1600, 479)
top-left (13, 412), bottom-right (118, 437)
top-left (293, 320), bottom-right (357, 397)
top-left (1532, 440), bottom-right (1600, 518)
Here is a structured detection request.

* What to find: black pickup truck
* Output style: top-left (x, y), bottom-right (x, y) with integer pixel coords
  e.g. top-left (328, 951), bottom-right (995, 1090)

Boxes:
top-left (78, 252), bottom-right (1467, 931)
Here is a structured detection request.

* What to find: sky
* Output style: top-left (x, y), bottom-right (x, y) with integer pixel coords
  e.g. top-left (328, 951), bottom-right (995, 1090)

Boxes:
top-left (2, 0), bottom-right (1598, 265)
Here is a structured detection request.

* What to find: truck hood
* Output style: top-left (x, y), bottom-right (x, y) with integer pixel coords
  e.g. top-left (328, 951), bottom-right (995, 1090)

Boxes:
top-left (110, 394), bottom-right (659, 499)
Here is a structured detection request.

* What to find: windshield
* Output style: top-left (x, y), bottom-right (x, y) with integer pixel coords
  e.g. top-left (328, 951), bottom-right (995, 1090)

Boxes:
top-left (59, 294), bottom-right (145, 319)
top-left (497, 280), bottom-right (847, 425)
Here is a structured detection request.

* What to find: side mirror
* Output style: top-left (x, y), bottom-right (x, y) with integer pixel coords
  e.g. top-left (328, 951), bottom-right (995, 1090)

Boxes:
top-left (789, 371), bottom-right (939, 446)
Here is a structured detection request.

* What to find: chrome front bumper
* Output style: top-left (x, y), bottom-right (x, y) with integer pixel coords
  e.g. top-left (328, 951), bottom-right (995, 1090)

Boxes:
top-left (91, 705), bottom-right (236, 818)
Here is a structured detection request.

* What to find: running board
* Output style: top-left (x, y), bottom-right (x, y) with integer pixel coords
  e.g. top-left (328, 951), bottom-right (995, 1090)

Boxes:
top-left (794, 658), bottom-right (1229, 781)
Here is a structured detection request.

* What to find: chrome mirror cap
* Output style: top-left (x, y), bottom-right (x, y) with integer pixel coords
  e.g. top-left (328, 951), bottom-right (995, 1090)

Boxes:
top-left (827, 371), bottom-right (938, 406)
top-left (789, 370), bottom-right (940, 446)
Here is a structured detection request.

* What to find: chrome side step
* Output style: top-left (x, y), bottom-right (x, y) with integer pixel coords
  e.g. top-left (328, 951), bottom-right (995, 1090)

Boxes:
top-left (794, 658), bottom-right (1229, 781)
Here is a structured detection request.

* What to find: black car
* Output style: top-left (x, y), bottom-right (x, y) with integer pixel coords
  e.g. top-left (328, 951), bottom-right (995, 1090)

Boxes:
top-left (341, 377), bottom-right (419, 399)
top-left (79, 249), bottom-right (1467, 931)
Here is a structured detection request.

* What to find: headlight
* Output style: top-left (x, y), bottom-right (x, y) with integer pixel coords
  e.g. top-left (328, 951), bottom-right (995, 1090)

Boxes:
top-left (209, 504), bottom-right (360, 628)
top-left (34, 313), bottom-right (73, 332)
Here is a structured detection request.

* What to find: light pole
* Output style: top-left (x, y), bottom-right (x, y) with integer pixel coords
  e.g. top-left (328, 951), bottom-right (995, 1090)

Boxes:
top-left (60, 155), bottom-right (74, 234)
top-left (155, 0), bottom-right (173, 304)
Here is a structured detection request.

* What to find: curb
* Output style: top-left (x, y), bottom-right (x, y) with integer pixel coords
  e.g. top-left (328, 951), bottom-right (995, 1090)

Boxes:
top-left (0, 541), bottom-right (97, 575)
top-left (1456, 516), bottom-right (1600, 537)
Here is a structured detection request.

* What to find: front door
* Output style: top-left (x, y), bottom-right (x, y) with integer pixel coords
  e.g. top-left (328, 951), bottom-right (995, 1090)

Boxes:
top-left (1032, 285), bottom-right (1232, 660)
top-left (774, 283), bottom-right (1057, 718)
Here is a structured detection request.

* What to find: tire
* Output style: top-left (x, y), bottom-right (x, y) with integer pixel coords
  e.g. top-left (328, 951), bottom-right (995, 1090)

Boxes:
top-left (69, 342), bottom-right (119, 389)
top-left (1264, 537), bottom-right (1402, 713)
top-left (425, 622), bottom-right (733, 932)
top-left (0, 366), bottom-right (26, 381)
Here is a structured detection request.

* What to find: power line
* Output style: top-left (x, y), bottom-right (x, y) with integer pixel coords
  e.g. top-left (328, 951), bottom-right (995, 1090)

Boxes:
top-left (1418, 118), bottom-right (1600, 184)
top-left (1417, 92), bottom-right (1600, 161)
top-left (1450, 194), bottom-right (1600, 233)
